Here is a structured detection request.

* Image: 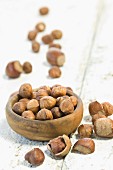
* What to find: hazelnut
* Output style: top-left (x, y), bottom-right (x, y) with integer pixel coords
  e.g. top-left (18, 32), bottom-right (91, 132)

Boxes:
top-left (48, 66), bottom-right (61, 78)
top-left (28, 30), bottom-right (37, 41)
top-left (25, 148), bottom-right (45, 166)
top-left (70, 96), bottom-right (78, 107)
top-left (19, 98), bottom-right (29, 105)
top-left (39, 96), bottom-right (56, 109)
top-left (36, 108), bottom-right (53, 120)
top-left (56, 96), bottom-right (70, 106)
top-left (92, 113), bottom-right (106, 124)
top-left (47, 134), bottom-right (71, 158)
top-left (46, 48), bottom-right (65, 66)
top-left (59, 99), bottom-right (74, 115)
top-left (12, 102), bottom-right (26, 115)
top-left (36, 89), bottom-right (49, 100)
top-left (94, 118), bottom-right (113, 137)
top-left (51, 86), bottom-right (67, 98)
top-left (72, 138), bottom-right (95, 154)
top-left (27, 99), bottom-right (39, 113)
top-left (49, 43), bottom-right (62, 49)
top-left (38, 85), bottom-right (51, 95)
top-left (32, 41), bottom-right (40, 52)
top-left (19, 83), bottom-right (33, 98)
top-left (23, 61), bottom-right (32, 73)
top-left (39, 7), bottom-right (49, 15)
top-left (78, 124), bottom-right (93, 138)
top-left (35, 22), bottom-right (46, 32)
top-left (51, 107), bottom-right (63, 119)
top-left (102, 102), bottom-right (113, 116)
top-left (5, 61), bottom-right (23, 78)
top-left (42, 34), bottom-right (54, 44)
top-left (89, 101), bottom-right (104, 116)
top-left (22, 110), bottom-right (35, 120)
top-left (51, 30), bottom-right (63, 39)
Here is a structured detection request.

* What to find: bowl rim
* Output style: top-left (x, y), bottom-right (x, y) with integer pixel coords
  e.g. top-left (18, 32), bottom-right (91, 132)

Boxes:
top-left (6, 89), bottom-right (83, 124)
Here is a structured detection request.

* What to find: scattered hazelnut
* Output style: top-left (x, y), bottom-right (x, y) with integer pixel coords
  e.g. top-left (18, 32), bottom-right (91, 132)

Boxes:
top-left (32, 41), bottom-right (40, 52)
top-left (27, 99), bottom-right (39, 113)
top-left (51, 107), bottom-right (63, 119)
top-left (36, 108), bottom-right (53, 120)
top-left (19, 83), bottom-right (33, 98)
top-left (40, 96), bottom-right (56, 109)
top-left (70, 96), bottom-right (78, 107)
top-left (42, 34), bottom-right (54, 44)
top-left (59, 99), bottom-right (74, 115)
top-left (49, 43), bottom-right (62, 49)
top-left (94, 118), bottom-right (113, 137)
top-left (47, 134), bottom-right (71, 158)
top-left (51, 86), bottom-right (67, 98)
top-left (89, 101), bottom-right (104, 116)
top-left (12, 102), bottom-right (26, 115)
top-left (48, 66), bottom-right (61, 78)
top-left (78, 124), bottom-right (93, 138)
top-left (28, 30), bottom-right (37, 41)
top-left (35, 22), bottom-right (46, 32)
top-left (23, 61), bottom-right (32, 73)
top-left (39, 7), bottom-right (49, 15)
top-left (35, 89), bottom-right (49, 100)
top-left (92, 113), bottom-right (106, 124)
top-left (51, 30), bottom-right (63, 39)
top-left (5, 61), bottom-right (23, 78)
top-left (22, 110), bottom-right (35, 120)
top-left (25, 148), bottom-right (45, 166)
top-left (102, 102), bottom-right (113, 116)
top-left (46, 48), bottom-right (65, 66)
top-left (72, 138), bottom-right (95, 154)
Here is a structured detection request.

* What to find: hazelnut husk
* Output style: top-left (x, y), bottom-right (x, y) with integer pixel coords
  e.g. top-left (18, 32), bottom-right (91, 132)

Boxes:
top-left (39, 7), bottom-right (49, 15)
top-left (47, 134), bottom-right (71, 158)
top-left (35, 108), bottom-right (53, 120)
top-left (46, 48), bottom-right (65, 66)
top-left (5, 61), bottom-right (23, 78)
top-left (25, 148), bottom-right (45, 166)
top-left (48, 66), bottom-right (61, 78)
top-left (39, 96), bottom-right (56, 109)
top-left (72, 138), bottom-right (95, 154)
top-left (19, 83), bottom-right (33, 98)
top-left (23, 62), bottom-right (32, 73)
top-left (78, 124), bottom-right (93, 138)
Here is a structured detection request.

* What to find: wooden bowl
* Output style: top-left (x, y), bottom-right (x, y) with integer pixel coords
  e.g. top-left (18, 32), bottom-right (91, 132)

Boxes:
top-left (5, 90), bottom-right (83, 141)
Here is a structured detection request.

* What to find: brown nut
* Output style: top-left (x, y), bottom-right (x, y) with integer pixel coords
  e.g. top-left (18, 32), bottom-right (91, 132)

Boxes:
top-left (49, 43), bottom-right (62, 49)
top-left (56, 95), bottom-right (70, 106)
top-left (89, 101), bottom-right (104, 116)
top-left (70, 96), bottom-right (78, 107)
top-left (39, 7), bottom-right (49, 15)
top-left (5, 61), bottom-right (23, 78)
top-left (25, 148), bottom-right (45, 166)
top-left (28, 30), bottom-right (37, 41)
top-left (94, 118), bottom-right (113, 137)
top-left (12, 102), bottom-right (26, 115)
top-left (27, 99), bottom-right (39, 113)
top-left (19, 83), bottom-right (33, 98)
top-left (92, 113), bottom-right (106, 124)
top-left (32, 41), bottom-right (40, 52)
top-left (22, 110), bottom-right (35, 120)
top-left (78, 124), bottom-right (93, 138)
top-left (42, 34), bottom-right (54, 44)
top-left (72, 138), bottom-right (95, 154)
top-left (35, 108), bottom-right (53, 120)
top-left (35, 89), bottom-right (49, 100)
top-left (19, 98), bottom-right (30, 106)
top-left (59, 99), bottom-right (74, 115)
top-left (47, 134), bottom-right (71, 158)
top-left (102, 102), bottom-right (113, 116)
top-left (23, 62), bottom-right (32, 73)
top-left (46, 48), bottom-right (65, 66)
top-left (51, 86), bottom-right (67, 98)
top-left (39, 96), bottom-right (56, 109)
top-left (51, 107), bottom-right (63, 119)
top-left (51, 30), bottom-right (63, 39)
top-left (35, 22), bottom-right (46, 32)
top-left (38, 85), bottom-right (51, 95)
top-left (48, 66), bottom-right (61, 78)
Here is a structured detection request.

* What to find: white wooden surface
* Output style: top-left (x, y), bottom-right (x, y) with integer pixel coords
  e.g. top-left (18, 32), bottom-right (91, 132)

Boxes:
top-left (1, 0), bottom-right (113, 169)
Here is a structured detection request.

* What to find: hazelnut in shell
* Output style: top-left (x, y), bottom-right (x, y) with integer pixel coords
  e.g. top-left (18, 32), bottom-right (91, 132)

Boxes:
top-left (36, 108), bottom-right (53, 120)
top-left (19, 83), bottom-right (33, 99)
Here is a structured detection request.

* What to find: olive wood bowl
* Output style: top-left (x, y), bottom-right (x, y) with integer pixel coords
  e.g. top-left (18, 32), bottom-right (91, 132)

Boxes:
top-left (5, 90), bottom-right (83, 141)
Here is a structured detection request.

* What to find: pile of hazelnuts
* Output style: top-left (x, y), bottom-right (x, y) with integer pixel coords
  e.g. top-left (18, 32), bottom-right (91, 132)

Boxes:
top-left (12, 83), bottom-right (78, 120)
